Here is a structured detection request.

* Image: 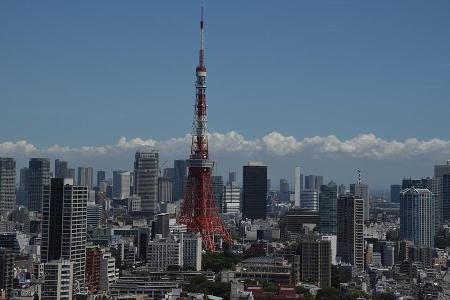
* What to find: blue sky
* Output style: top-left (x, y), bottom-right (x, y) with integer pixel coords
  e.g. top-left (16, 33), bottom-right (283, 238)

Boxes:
top-left (1, 1), bottom-right (450, 189)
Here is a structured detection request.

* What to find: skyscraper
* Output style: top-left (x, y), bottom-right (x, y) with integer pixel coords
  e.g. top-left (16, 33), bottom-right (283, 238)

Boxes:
top-left (97, 170), bottom-right (106, 187)
top-left (16, 167), bottom-right (29, 206)
top-left (134, 151), bottom-right (159, 216)
top-left (304, 175), bottom-right (323, 191)
top-left (28, 158), bottom-right (50, 212)
top-left (211, 176), bottom-right (224, 212)
top-left (242, 162), bottom-right (267, 220)
top-left (435, 161), bottom-right (450, 223)
top-left (337, 195), bottom-right (364, 271)
top-left (112, 170), bottom-right (131, 199)
top-left (67, 168), bottom-right (76, 184)
top-left (350, 182), bottom-right (369, 221)
top-left (294, 166), bottom-right (301, 207)
top-left (390, 184), bottom-right (401, 203)
top-left (77, 167), bottom-right (94, 191)
top-left (158, 177), bottom-right (173, 204)
top-left (0, 158), bottom-right (16, 215)
top-left (400, 187), bottom-right (435, 248)
top-left (319, 181), bottom-right (337, 235)
top-left (173, 160), bottom-right (187, 202)
top-left (54, 159), bottom-right (68, 178)
top-left (41, 178), bottom-right (88, 290)
top-left (279, 179), bottom-right (290, 203)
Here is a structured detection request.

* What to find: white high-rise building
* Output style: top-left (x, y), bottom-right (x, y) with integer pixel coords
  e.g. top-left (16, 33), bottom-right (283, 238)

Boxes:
top-left (294, 166), bottom-right (301, 207)
top-left (41, 178), bottom-right (88, 290)
top-left (223, 182), bottom-right (241, 214)
top-left (41, 260), bottom-right (73, 300)
top-left (78, 166), bottom-right (94, 191)
top-left (113, 170), bottom-right (131, 199)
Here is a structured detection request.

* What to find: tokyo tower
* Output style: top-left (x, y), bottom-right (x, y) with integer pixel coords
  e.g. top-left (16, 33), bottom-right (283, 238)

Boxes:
top-left (177, 9), bottom-right (233, 252)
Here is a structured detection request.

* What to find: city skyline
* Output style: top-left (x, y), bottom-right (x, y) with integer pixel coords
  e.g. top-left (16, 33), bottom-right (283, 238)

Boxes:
top-left (1, 1), bottom-right (450, 189)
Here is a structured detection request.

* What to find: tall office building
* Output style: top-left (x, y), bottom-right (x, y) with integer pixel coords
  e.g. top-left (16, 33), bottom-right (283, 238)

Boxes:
top-left (41, 178), bottom-right (88, 290)
top-left (435, 161), bottom-right (450, 222)
top-left (300, 189), bottom-right (319, 211)
top-left (319, 181), bottom-right (338, 234)
top-left (294, 166), bottom-right (301, 207)
top-left (54, 159), bottom-right (68, 178)
top-left (97, 170), bottom-right (106, 187)
top-left (78, 167), bottom-right (94, 191)
top-left (28, 158), bottom-right (50, 212)
top-left (400, 187), bottom-right (435, 248)
top-left (173, 160), bottom-right (187, 202)
top-left (134, 151), bottom-right (159, 216)
top-left (350, 182), bottom-right (369, 221)
top-left (279, 179), bottom-right (290, 203)
top-left (228, 172), bottom-right (236, 183)
top-left (0, 158), bottom-right (16, 215)
top-left (242, 162), bottom-right (267, 220)
top-left (67, 168), bottom-right (76, 184)
top-left (338, 184), bottom-right (346, 197)
top-left (0, 247), bottom-right (13, 298)
top-left (112, 170), bottom-right (131, 199)
top-left (223, 180), bottom-right (241, 214)
top-left (41, 260), bottom-right (73, 300)
top-left (390, 184), bottom-right (401, 203)
top-left (305, 175), bottom-right (323, 191)
top-left (298, 237), bottom-right (331, 288)
top-left (337, 195), bottom-right (364, 271)
top-left (158, 177), bottom-right (173, 204)
top-left (211, 176), bottom-right (224, 212)
top-left (16, 167), bottom-right (29, 206)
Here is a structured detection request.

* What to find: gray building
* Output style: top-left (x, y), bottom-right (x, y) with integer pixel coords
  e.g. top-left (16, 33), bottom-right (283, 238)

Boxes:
top-left (223, 180), bottom-right (241, 214)
top-left (158, 177), bottom-right (173, 204)
top-left (97, 170), bottom-right (106, 187)
top-left (113, 170), bottom-right (131, 200)
top-left (0, 247), bottom-right (14, 298)
top-left (134, 151), bottom-right (159, 216)
top-left (173, 160), bottom-right (187, 202)
top-left (390, 184), bottom-right (401, 203)
top-left (41, 178), bottom-right (88, 290)
top-left (0, 158), bottom-right (16, 215)
top-left (435, 161), bottom-right (450, 223)
top-left (319, 181), bottom-right (337, 235)
top-left (337, 195), bottom-right (364, 271)
top-left (400, 187), bottom-right (435, 248)
top-left (350, 183), bottom-right (369, 221)
top-left (304, 175), bottom-right (323, 191)
top-left (78, 167), bottom-right (94, 191)
top-left (41, 259), bottom-right (73, 300)
top-left (300, 189), bottom-right (319, 211)
top-left (28, 158), bottom-right (50, 212)
top-left (211, 175), bottom-right (224, 212)
top-left (54, 159), bottom-right (68, 178)
top-left (279, 179), bottom-right (290, 203)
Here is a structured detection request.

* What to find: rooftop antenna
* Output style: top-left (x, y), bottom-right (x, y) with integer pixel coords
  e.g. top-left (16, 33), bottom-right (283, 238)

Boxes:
top-left (357, 169), bottom-right (361, 184)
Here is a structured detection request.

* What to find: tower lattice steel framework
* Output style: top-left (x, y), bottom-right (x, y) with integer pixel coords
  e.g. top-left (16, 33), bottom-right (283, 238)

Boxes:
top-left (178, 9), bottom-right (232, 252)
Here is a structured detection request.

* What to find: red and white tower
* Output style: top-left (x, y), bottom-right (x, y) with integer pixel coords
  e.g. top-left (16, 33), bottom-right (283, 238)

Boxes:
top-left (178, 9), bottom-right (232, 252)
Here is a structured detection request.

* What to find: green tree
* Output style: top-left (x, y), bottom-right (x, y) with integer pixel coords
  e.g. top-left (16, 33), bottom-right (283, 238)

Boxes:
top-left (316, 287), bottom-right (341, 300)
top-left (202, 251), bottom-right (242, 273)
top-left (295, 286), bottom-right (315, 300)
top-left (331, 265), bottom-right (351, 289)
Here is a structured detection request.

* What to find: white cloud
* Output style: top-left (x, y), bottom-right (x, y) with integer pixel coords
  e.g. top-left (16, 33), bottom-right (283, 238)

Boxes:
top-left (0, 132), bottom-right (449, 160)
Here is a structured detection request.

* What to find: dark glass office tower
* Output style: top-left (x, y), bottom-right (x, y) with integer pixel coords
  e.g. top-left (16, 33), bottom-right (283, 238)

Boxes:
top-left (173, 160), bottom-right (187, 202)
top-left (242, 162), bottom-right (267, 220)
top-left (28, 158), bottom-right (50, 212)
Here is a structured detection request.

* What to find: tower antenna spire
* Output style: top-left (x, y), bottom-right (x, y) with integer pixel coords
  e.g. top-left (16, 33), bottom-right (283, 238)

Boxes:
top-left (199, 7), bottom-right (205, 67)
